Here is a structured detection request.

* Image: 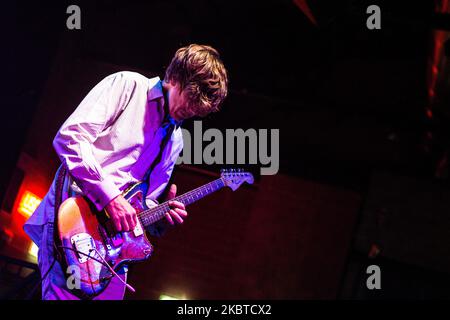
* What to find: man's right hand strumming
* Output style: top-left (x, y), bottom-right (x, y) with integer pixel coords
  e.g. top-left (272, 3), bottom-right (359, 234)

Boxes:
top-left (105, 195), bottom-right (137, 232)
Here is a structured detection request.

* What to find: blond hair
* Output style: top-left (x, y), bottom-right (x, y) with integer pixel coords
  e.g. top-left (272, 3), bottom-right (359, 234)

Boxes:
top-left (164, 44), bottom-right (228, 117)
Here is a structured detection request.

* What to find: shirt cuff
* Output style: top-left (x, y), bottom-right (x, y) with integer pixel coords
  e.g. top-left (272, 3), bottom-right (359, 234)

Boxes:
top-left (85, 178), bottom-right (122, 211)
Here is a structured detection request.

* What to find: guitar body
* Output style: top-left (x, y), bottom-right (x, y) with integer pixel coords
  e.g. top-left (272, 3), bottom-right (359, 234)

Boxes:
top-left (55, 182), bottom-right (153, 299)
top-left (54, 169), bottom-right (254, 299)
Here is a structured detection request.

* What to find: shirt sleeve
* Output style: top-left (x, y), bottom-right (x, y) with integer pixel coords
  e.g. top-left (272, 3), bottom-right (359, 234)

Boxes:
top-left (53, 72), bottom-right (137, 211)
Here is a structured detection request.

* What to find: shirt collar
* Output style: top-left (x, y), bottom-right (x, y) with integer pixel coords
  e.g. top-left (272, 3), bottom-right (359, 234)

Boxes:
top-left (148, 78), bottom-right (183, 128)
top-left (147, 77), bottom-right (164, 102)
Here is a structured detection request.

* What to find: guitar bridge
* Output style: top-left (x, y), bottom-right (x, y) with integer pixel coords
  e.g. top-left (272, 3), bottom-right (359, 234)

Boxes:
top-left (71, 233), bottom-right (96, 263)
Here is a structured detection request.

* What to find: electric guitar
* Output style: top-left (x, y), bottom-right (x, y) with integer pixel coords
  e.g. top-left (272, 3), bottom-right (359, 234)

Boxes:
top-left (55, 169), bottom-right (254, 299)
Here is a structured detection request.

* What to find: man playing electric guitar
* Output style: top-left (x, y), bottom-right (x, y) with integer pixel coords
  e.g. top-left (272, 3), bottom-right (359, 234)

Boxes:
top-left (24, 44), bottom-right (228, 300)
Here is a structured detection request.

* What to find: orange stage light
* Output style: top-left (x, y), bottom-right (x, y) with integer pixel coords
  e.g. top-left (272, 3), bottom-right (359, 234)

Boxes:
top-left (18, 190), bottom-right (42, 218)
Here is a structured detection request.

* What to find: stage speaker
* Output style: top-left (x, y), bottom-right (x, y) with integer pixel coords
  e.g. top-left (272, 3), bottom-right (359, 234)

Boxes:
top-left (340, 170), bottom-right (450, 298)
top-left (353, 170), bottom-right (450, 274)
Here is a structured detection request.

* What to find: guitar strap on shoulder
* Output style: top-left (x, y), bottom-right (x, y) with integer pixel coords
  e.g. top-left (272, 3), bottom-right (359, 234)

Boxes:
top-left (54, 164), bottom-right (67, 215)
top-left (53, 164), bottom-right (67, 263)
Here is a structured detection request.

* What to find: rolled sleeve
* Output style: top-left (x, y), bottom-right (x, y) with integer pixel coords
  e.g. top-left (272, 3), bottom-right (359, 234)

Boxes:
top-left (84, 177), bottom-right (122, 211)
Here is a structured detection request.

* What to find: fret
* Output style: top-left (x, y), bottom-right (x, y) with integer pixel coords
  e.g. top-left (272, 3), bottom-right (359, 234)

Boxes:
top-left (138, 178), bottom-right (225, 228)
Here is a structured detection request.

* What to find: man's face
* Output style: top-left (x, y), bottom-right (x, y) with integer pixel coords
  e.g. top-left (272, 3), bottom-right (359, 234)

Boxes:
top-left (165, 81), bottom-right (194, 121)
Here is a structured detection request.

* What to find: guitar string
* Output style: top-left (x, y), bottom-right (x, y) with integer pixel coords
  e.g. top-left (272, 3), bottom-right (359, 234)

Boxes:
top-left (139, 178), bottom-right (225, 224)
top-left (138, 178), bottom-right (225, 225)
top-left (137, 181), bottom-right (218, 225)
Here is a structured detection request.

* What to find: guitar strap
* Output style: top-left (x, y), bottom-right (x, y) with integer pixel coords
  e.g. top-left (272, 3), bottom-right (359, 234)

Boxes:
top-left (53, 163), bottom-right (67, 261)
top-left (53, 163), bottom-right (94, 300)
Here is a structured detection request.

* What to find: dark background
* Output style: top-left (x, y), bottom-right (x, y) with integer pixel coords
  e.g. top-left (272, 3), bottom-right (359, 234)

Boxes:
top-left (2, 0), bottom-right (450, 299)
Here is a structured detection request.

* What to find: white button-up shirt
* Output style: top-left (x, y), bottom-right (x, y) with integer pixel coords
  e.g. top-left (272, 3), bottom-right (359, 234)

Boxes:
top-left (24, 71), bottom-right (183, 245)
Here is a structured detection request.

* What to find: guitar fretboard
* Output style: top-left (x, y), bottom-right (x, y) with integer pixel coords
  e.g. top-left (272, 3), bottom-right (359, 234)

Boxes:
top-left (138, 178), bottom-right (225, 227)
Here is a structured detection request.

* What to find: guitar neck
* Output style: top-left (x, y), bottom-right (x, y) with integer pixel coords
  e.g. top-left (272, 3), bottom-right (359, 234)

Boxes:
top-left (138, 178), bottom-right (225, 227)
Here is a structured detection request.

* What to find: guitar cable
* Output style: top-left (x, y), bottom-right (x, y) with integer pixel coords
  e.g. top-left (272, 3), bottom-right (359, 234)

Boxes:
top-left (31, 244), bottom-right (135, 299)
top-left (57, 245), bottom-right (108, 266)
top-left (39, 166), bottom-right (135, 297)
top-left (29, 245), bottom-right (82, 299)
top-left (90, 247), bottom-right (135, 293)
top-left (57, 245), bottom-right (136, 293)
top-left (28, 253), bottom-right (57, 298)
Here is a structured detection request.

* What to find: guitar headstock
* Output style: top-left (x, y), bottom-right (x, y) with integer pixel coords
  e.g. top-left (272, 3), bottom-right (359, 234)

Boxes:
top-left (220, 169), bottom-right (254, 191)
